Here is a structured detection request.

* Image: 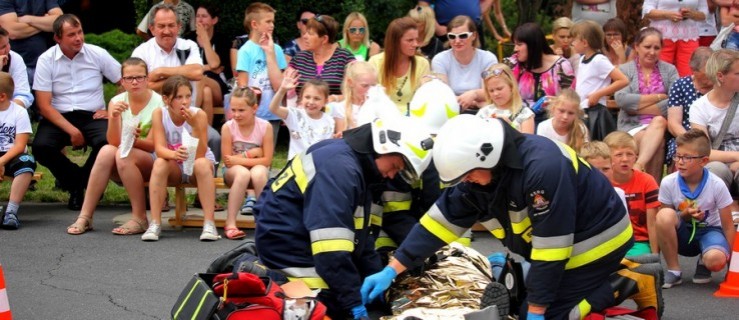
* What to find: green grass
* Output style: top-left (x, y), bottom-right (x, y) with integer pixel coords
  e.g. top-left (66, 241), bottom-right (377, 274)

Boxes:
top-left (0, 136), bottom-right (289, 204)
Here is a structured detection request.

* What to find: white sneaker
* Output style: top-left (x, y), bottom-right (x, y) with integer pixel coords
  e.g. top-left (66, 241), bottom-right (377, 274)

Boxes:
top-left (200, 221), bottom-right (220, 241)
top-left (141, 223), bottom-right (161, 241)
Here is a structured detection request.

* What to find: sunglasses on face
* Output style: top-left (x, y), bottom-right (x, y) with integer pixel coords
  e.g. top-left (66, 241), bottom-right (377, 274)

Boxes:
top-left (349, 27), bottom-right (366, 34)
top-left (481, 68), bottom-right (506, 79)
top-left (447, 31), bottom-right (473, 41)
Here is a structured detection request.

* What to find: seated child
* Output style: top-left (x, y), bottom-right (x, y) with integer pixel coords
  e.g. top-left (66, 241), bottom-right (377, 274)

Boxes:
top-left (656, 129), bottom-right (734, 288)
top-left (580, 140), bottom-right (627, 209)
top-left (476, 64), bottom-right (535, 133)
top-left (604, 131), bottom-right (660, 257)
top-left (537, 89), bottom-right (589, 153)
top-left (269, 68), bottom-right (335, 159)
top-left (67, 58), bottom-right (162, 236)
top-left (221, 87), bottom-right (274, 240)
top-left (143, 76), bottom-right (218, 242)
top-left (0, 72), bottom-right (35, 229)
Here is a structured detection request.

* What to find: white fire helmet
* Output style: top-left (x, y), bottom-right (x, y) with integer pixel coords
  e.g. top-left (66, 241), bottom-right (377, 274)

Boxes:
top-left (432, 115), bottom-right (505, 185)
top-left (371, 116), bottom-right (434, 184)
top-left (408, 78), bottom-right (460, 134)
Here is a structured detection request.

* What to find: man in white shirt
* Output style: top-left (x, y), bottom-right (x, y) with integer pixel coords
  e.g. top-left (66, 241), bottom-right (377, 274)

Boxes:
top-left (0, 26), bottom-right (33, 109)
top-left (31, 14), bottom-right (121, 210)
top-left (132, 3), bottom-right (221, 163)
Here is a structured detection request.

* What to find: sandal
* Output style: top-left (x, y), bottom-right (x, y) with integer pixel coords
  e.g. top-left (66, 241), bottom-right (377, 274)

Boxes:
top-left (67, 215), bottom-right (93, 235)
top-left (224, 227), bottom-right (246, 240)
top-left (112, 218), bottom-right (149, 235)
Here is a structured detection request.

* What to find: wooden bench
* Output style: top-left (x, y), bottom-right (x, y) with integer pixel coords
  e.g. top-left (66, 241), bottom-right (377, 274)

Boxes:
top-left (166, 177), bottom-right (256, 229)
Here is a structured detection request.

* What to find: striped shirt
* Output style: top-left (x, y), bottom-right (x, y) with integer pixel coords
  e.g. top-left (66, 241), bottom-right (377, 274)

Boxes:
top-left (289, 47), bottom-right (355, 95)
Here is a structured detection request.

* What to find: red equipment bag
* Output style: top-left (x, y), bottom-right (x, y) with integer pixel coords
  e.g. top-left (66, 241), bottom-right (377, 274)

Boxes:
top-left (211, 272), bottom-right (327, 320)
top-left (584, 306), bottom-right (659, 320)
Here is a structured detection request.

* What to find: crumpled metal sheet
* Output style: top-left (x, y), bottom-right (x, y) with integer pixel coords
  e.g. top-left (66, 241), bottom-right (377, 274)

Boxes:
top-left (384, 242), bottom-right (494, 317)
top-left (380, 306), bottom-right (478, 320)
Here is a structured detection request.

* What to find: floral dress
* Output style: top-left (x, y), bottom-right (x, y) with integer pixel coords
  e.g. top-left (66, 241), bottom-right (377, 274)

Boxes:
top-left (505, 54), bottom-right (575, 124)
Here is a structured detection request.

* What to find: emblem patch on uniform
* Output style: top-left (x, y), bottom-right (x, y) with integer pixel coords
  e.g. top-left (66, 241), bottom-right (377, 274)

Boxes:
top-left (530, 190), bottom-right (549, 211)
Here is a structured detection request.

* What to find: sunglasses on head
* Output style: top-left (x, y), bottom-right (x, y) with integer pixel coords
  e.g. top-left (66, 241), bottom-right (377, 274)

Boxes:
top-left (349, 27), bottom-right (366, 34)
top-left (481, 68), bottom-right (506, 79)
top-left (447, 31), bottom-right (473, 41)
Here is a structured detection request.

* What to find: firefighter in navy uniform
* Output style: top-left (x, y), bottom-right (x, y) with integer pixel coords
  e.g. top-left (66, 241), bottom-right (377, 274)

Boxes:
top-left (253, 117), bottom-right (433, 320)
top-left (361, 115), bottom-right (662, 320)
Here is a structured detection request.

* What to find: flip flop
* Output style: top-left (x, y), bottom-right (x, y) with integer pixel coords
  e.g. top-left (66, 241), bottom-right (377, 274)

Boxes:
top-left (112, 218), bottom-right (149, 235)
top-left (67, 215), bottom-right (93, 235)
top-left (224, 227), bottom-right (246, 240)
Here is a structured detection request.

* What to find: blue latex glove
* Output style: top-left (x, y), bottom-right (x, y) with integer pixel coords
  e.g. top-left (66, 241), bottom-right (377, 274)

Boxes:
top-left (360, 266), bottom-right (397, 304)
top-left (351, 305), bottom-right (369, 319)
top-left (488, 252), bottom-right (507, 280)
top-left (488, 252), bottom-right (506, 267)
top-left (527, 312), bottom-right (545, 320)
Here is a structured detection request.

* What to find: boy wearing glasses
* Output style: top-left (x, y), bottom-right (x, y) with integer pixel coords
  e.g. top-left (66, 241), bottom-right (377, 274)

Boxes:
top-left (656, 129), bottom-right (735, 288)
top-left (604, 131), bottom-right (661, 258)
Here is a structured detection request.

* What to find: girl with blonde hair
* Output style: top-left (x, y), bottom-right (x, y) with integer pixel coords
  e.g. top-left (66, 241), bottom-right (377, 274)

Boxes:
top-left (476, 64), bottom-right (535, 133)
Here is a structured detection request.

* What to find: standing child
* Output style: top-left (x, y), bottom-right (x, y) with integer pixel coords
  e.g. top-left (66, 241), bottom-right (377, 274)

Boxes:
top-left (269, 68), bottom-right (334, 159)
top-left (656, 129), bottom-right (734, 288)
top-left (332, 61), bottom-right (378, 133)
top-left (235, 2), bottom-right (287, 148)
top-left (570, 20), bottom-right (629, 110)
top-left (537, 89), bottom-right (589, 152)
top-left (604, 131), bottom-right (661, 257)
top-left (221, 87), bottom-right (274, 239)
top-left (0, 72), bottom-right (35, 229)
top-left (476, 64), bottom-right (535, 133)
top-left (143, 76), bottom-right (218, 242)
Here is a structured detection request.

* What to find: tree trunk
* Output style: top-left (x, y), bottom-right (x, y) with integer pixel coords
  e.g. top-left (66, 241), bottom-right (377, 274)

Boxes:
top-left (518, 0), bottom-right (544, 25)
top-left (617, 0), bottom-right (647, 43)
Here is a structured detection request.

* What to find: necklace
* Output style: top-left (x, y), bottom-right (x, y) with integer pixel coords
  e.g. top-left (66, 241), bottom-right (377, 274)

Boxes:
top-left (396, 76), bottom-right (408, 101)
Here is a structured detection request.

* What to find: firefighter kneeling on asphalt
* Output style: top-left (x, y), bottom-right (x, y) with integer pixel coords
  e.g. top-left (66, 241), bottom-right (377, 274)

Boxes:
top-left (361, 115), bottom-right (664, 320)
top-left (253, 116), bottom-right (433, 319)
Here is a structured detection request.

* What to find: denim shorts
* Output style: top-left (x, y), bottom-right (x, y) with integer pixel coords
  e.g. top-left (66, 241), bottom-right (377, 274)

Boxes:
top-left (676, 220), bottom-right (730, 258)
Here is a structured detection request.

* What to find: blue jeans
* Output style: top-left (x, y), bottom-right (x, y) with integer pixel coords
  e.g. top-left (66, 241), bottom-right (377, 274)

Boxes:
top-left (676, 221), bottom-right (730, 258)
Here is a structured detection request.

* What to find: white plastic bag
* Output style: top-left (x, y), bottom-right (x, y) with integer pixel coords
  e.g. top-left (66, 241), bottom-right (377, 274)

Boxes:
top-left (181, 129), bottom-right (199, 176)
top-left (119, 115), bottom-right (140, 158)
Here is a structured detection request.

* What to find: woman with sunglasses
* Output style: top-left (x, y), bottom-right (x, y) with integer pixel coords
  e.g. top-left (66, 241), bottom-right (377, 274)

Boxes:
top-left (408, 5), bottom-right (444, 61)
top-left (338, 12), bottom-right (381, 62)
top-left (431, 15), bottom-right (497, 112)
top-left (282, 8), bottom-right (316, 63)
top-left (506, 23), bottom-right (575, 126)
top-left (369, 17), bottom-right (430, 111)
top-left (67, 58), bottom-right (162, 235)
top-left (288, 14), bottom-right (354, 102)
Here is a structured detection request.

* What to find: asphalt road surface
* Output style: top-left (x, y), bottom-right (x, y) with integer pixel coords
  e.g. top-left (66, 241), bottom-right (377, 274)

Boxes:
top-left (1, 204), bottom-right (738, 319)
